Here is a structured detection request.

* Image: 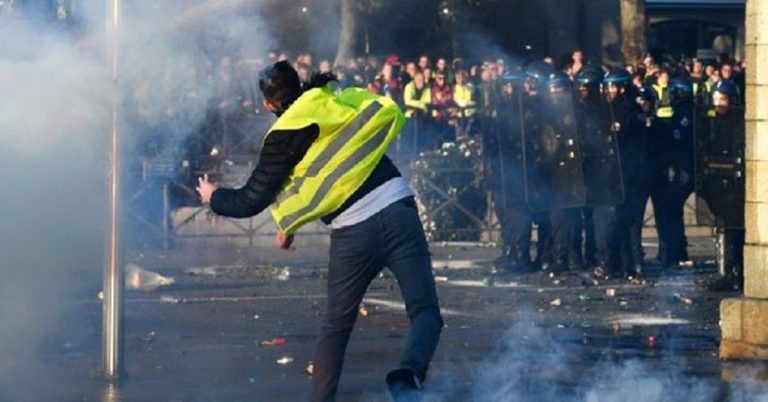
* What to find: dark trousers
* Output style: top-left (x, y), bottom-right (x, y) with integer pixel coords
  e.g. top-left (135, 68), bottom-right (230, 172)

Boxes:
top-left (617, 182), bottom-right (649, 271)
top-left (491, 182), bottom-right (531, 265)
top-left (650, 170), bottom-right (692, 265)
top-left (311, 198), bottom-right (443, 402)
top-left (591, 205), bottom-right (619, 269)
top-left (549, 208), bottom-right (577, 269)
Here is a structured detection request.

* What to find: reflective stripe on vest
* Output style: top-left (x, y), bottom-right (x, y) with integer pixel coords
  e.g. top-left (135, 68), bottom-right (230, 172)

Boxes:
top-left (274, 103), bottom-right (382, 205)
top-left (652, 84), bottom-right (674, 119)
top-left (268, 86), bottom-right (404, 234)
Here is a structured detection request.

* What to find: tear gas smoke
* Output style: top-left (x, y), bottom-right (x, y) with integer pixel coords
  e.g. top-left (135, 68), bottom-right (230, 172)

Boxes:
top-left (0, 2), bottom-right (270, 399)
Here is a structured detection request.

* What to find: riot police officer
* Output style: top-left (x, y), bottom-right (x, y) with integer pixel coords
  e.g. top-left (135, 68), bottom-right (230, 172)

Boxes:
top-left (523, 66), bottom-right (585, 273)
top-left (523, 61), bottom-right (557, 270)
top-left (488, 70), bottom-right (534, 273)
top-left (605, 69), bottom-right (650, 277)
top-left (574, 66), bottom-right (625, 276)
top-left (649, 70), bottom-right (693, 268)
top-left (697, 79), bottom-right (745, 291)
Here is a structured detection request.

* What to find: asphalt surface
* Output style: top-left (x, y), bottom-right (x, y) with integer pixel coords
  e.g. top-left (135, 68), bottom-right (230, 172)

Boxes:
top-left (5, 237), bottom-right (768, 402)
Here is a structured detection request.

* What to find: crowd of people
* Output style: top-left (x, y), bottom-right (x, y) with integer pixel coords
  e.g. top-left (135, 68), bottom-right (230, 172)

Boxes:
top-left (273, 48), bottom-right (746, 292)
top-left (130, 46), bottom-right (746, 292)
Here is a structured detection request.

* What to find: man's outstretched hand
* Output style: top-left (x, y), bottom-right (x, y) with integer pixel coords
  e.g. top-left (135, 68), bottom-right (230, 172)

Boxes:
top-left (196, 174), bottom-right (218, 205)
top-left (275, 230), bottom-right (295, 251)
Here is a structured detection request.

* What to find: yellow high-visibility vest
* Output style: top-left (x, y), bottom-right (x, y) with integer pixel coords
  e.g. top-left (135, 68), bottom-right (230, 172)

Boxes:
top-left (453, 83), bottom-right (475, 117)
top-left (268, 85), bottom-right (405, 234)
top-left (403, 81), bottom-right (431, 118)
top-left (652, 83), bottom-right (674, 119)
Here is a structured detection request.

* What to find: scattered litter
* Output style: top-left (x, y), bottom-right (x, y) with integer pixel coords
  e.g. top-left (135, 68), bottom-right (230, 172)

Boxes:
top-left (434, 276), bottom-right (449, 282)
top-left (648, 335), bottom-right (657, 347)
top-left (260, 338), bottom-right (286, 347)
top-left (678, 260), bottom-right (695, 268)
top-left (358, 304), bottom-right (369, 317)
top-left (578, 294), bottom-right (590, 302)
top-left (159, 295), bottom-right (181, 304)
top-left (580, 320), bottom-right (591, 328)
top-left (582, 276), bottom-right (599, 287)
top-left (305, 361), bottom-right (315, 376)
top-left (629, 277), bottom-right (645, 285)
top-left (606, 288), bottom-right (616, 298)
top-left (592, 267), bottom-right (607, 280)
top-left (550, 298), bottom-right (562, 307)
top-left (249, 378), bottom-right (256, 384)
top-left (143, 331), bottom-right (156, 344)
top-left (552, 279), bottom-right (561, 286)
top-left (126, 264), bottom-right (175, 292)
top-left (276, 356), bottom-right (294, 365)
top-left (672, 293), bottom-right (694, 305)
top-left (557, 324), bottom-right (565, 329)
top-left (253, 314), bottom-right (260, 320)
top-left (185, 266), bottom-right (219, 276)
top-left (276, 267), bottom-right (291, 281)
top-left (549, 272), bottom-right (555, 279)
top-left (97, 291), bottom-right (104, 301)
top-left (482, 277), bottom-right (495, 287)
top-left (619, 301), bottom-right (629, 307)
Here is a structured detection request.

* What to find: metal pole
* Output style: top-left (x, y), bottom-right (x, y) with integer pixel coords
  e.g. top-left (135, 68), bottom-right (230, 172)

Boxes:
top-left (102, 0), bottom-right (123, 380)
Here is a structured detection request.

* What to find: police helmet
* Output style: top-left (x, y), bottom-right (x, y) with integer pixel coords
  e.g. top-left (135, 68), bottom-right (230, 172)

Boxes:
top-left (500, 66), bottom-right (525, 84)
top-left (670, 78), bottom-right (694, 99)
top-left (546, 71), bottom-right (571, 91)
top-left (574, 65), bottom-right (603, 88)
top-left (603, 69), bottom-right (631, 88)
top-left (524, 61), bottom-right (556, 82)
top-left (711, 79), bottom-right (738, 97)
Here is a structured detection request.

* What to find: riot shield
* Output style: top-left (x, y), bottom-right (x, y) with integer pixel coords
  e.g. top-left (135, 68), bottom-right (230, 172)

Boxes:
top-left (489, 90), bottom-right (527, 212)
top-left (694, 105), bottom-right (745, 228)
top-left (522, 92), bottom-right (586, 211)
top-left (578, 99), bottom-right (625, 206)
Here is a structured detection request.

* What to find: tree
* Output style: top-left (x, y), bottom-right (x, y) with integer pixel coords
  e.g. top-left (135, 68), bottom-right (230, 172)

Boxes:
top-left (334, 0), bottom-right (356, 67)
top-left (620, 0), bottom-right (646, 65)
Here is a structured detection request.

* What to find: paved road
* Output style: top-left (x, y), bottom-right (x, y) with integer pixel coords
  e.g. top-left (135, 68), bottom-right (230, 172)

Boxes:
top-left (4, 238), bottom-right (768, 402)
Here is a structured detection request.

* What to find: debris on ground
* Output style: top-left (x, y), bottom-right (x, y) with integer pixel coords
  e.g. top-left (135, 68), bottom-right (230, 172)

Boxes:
top-left (678, 260), bottom-right (695, 268)
top-left (672, 293), bottom-right (694, 305)
top-left (185, 266), bottom-right (219, 276)
top-left (578, 294), bottom-right (590, 302)
top-left (305, 361), bottom-right (315, 376)
top-left (482, 277), bottom-right (495, 287)
top-left (126, 264), bottom-right (175, 292)
top-left (276, 356), bottom-right (294, 365)
top-left (434, 276), bottom-right (449, 282)
top-left (582, 276), bottom-right (599, 287)
top-left (605, 288), bottom-right (616, 298)
top-left (275, 267), bottom-right (291, 281)
top-left (97, 291), bottom-right (104, 301)
top-left (260, 338), bottom-right (286, 347)
top-left (143, 331), bottom-right (156, 344)
top-left (253, 314), bottom-right (260, 320)
top-left (159, 295), bottom-right (181, 304)
top-left (592, 267), bottom-right (607, 280)
top-left (550, 298), bottom-right (562, 307)
top-left (358, 304), bottom-right (369, 317)
top-left (648, 335), bottom-right (657, 347)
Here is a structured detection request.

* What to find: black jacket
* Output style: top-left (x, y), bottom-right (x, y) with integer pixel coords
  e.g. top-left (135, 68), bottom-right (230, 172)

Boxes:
top-left (210, 123), bottom-right (401, 224)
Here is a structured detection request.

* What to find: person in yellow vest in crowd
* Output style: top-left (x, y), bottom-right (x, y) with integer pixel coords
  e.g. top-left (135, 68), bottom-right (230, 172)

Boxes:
top-left (452, 70), bottom-right (475, 137)
top-left (402, 70), bottom-right (433, 152)
top-left (196, 61), bottom-right (443, 402)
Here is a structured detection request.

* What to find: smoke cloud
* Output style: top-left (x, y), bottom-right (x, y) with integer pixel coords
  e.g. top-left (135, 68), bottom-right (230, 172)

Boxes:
top-left (0, 2), bottom-right (271, 399)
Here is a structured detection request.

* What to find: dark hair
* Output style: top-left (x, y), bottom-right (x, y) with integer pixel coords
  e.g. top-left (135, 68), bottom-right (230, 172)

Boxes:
top-left (258, 60), bottom-right (301, 110)
top-left (258, 61), bottom-right (337, 113)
